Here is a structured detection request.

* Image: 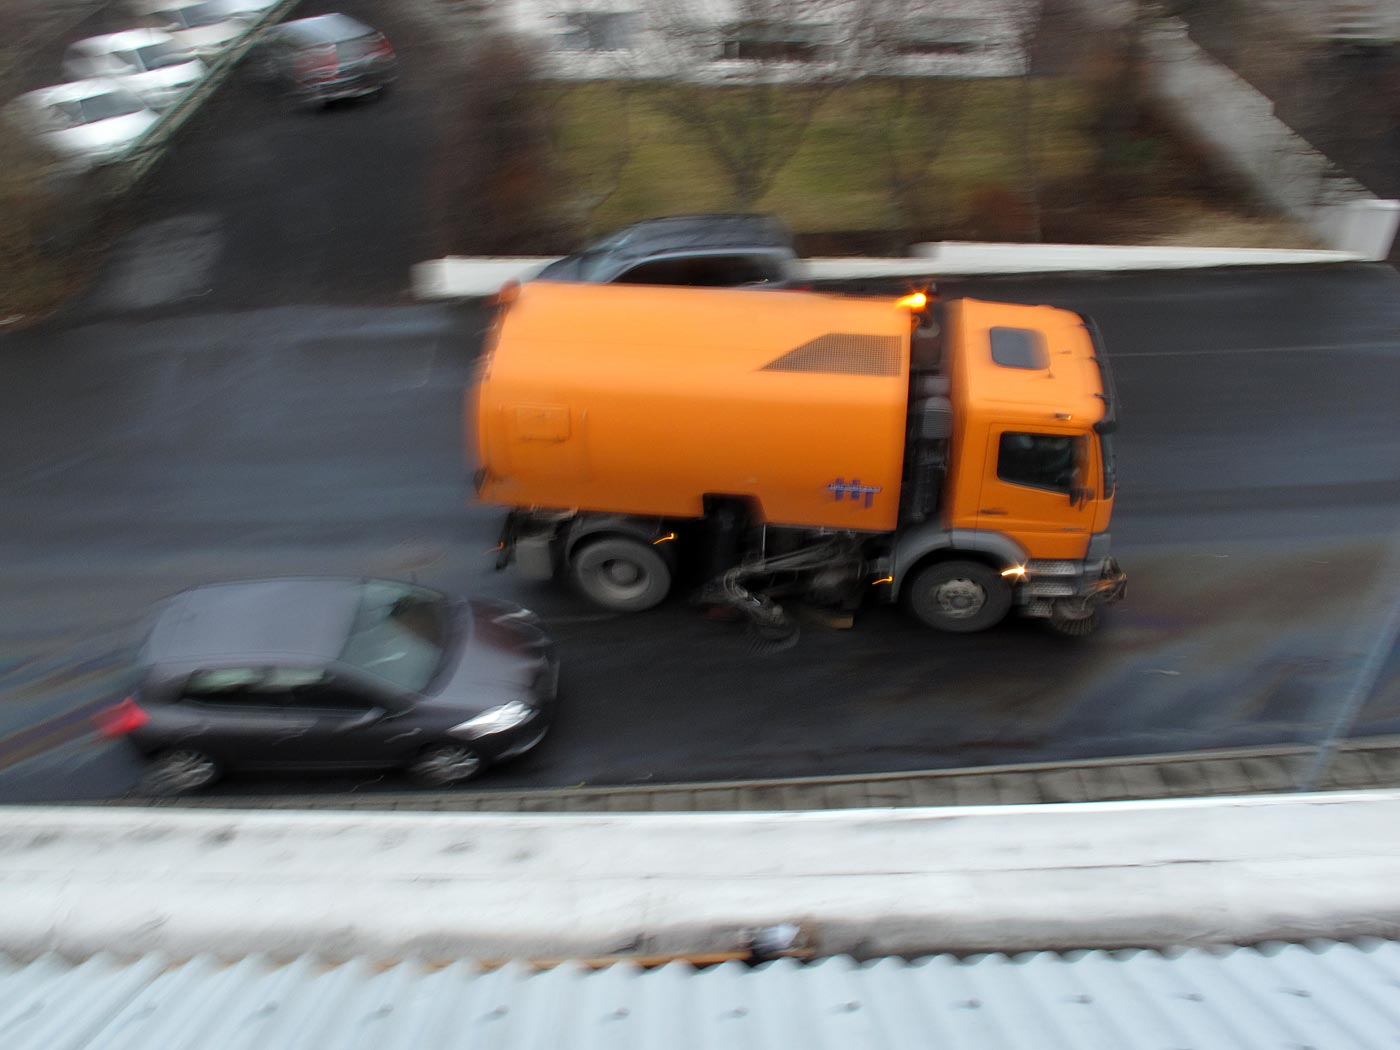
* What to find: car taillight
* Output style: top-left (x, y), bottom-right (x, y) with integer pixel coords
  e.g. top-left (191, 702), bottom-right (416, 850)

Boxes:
top-left (95, 697), bottom-right (149, 738)
top-left (369, 34), bottom-right (394, 59)
top-left (295, 45), bottom-right (338, 81)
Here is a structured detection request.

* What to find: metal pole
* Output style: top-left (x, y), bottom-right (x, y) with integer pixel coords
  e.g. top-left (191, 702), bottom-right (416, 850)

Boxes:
top-left (1299, 535), bottom-right (1400, 792)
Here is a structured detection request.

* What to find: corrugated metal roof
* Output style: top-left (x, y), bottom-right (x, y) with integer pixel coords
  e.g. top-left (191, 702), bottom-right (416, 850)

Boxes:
top-left (4, 941), bottom-right (1400, 1049)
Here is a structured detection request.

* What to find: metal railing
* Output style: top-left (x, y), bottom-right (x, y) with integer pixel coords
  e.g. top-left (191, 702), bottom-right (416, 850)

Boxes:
top-left (104, 0), bottom-right (301, 196)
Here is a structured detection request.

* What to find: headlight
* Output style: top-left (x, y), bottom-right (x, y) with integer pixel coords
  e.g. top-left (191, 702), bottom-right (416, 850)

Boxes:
top-left (485, 602), bottom-right (541, 627)
top-left (449, 700), bottom-right (534, 739)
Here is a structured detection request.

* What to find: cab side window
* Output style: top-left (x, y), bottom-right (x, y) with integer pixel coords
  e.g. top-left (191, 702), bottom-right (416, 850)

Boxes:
top-left (997, 432), bottom-right (1084, 494)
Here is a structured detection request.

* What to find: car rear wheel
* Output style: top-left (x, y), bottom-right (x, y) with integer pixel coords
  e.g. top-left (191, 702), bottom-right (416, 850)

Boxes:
top-left (570, 536), bottom-right (672, 612)
top-left (409, 744), bottom-right (483, 787)
top-left (904, 559), bottom-right (1012, 633)
top-left (139, 749), bottom-right (220, 796)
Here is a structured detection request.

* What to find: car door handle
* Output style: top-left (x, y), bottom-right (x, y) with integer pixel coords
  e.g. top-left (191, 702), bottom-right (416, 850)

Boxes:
top-left (979, 508), bottom-right (1009, 515)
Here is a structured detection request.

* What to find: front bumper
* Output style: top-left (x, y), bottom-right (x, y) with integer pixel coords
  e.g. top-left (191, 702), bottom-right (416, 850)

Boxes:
top-left (464, 704), bottom-right (552, 764)
top-left (1019, 556), bottom-right (1127, 618)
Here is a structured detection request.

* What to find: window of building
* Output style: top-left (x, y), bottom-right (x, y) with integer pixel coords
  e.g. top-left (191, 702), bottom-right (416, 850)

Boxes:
top-left (558, 11), bottom-right (638, 52)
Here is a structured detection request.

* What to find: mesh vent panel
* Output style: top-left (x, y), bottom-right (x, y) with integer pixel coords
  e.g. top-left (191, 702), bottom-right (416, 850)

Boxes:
top-left (761, 333), bottom-right (902, 376)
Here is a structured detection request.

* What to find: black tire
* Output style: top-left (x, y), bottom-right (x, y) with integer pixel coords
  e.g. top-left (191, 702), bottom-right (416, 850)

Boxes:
top-left (138, 749), bottom-right (220, 796)
top-left (409, 744), bottom-right (483, 787)
top-left (903, 559), bottom-right (1013, 633)
top-left (569, 536), bottom-right (672, 612)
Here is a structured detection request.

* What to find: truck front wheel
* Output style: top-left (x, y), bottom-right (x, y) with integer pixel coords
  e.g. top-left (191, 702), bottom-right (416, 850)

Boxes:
top-left (570, 536), bottom-right (672, 612)
top-left (904, 559), bottom-right (1012, 633)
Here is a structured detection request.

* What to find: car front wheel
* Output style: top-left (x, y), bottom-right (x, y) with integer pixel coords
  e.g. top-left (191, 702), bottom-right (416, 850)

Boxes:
top-left (409, 744), bottom-right (483, 787)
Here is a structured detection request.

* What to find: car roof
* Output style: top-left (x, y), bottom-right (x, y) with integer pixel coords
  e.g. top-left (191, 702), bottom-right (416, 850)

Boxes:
top-left (19, 79), bottom-right (137, 107)
top-left (278, 13), bottom-right (376, 44)
top-left (594, 214), bottom-right (795, 263)
top-left (69, 28), bottom-right (179, 53)
top-left (142, 578), bottom-right (367, 670)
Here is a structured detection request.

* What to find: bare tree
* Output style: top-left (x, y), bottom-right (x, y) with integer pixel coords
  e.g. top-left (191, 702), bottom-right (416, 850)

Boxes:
top-left (1008, 0), bottom-right (1047, 241)
top-left (537, 78), bottom-right (640, 228)
top-left (853, 76), bottom-right (968, 234)
top-left (631, 0), bottom-right (889, 208)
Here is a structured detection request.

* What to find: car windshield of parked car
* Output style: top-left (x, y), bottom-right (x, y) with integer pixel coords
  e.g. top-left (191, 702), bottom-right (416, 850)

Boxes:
top-left (161, 3), bottom-right (231, 29)
top-left (55, 91), bottom-right (145, 126)
top-left (129, 41), bottom-right (189, 70)
top-left (338, 582), bottom-right (451, 693)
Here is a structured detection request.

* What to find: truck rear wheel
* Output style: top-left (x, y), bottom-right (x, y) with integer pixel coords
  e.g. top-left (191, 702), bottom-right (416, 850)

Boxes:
top-left (904, 559), bottom-right (1012, 633)
top-left (570, 536), bottom-right (672, 612)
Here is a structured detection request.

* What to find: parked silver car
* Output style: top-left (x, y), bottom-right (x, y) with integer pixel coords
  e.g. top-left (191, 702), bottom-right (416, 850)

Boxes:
top-left (5, 79), bottom-right (160, 173)
top-left (132, 0), bottom-right (252, 59)
top-left (62, 29), bottom-right (206, 111)
top-left (249, 13), bottom-right (397, 109)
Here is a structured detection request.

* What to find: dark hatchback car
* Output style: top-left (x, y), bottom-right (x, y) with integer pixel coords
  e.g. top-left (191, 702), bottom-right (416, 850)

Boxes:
top-left (534, 213), bottom-right (802, 288)
top-left (98, 578), bottom-right (558, 795)
top-left (249, 13), bottom-right (396, 108)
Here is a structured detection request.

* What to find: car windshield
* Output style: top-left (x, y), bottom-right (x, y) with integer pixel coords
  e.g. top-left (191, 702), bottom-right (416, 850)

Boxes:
top-left (54, 91), bottom-right (145, 125)
top-left (161, 3), bottom-right (230, 29)
top-left (130, 41), bottom-right (190, 70)
top-left (337, 582), bottom-right (451, 693)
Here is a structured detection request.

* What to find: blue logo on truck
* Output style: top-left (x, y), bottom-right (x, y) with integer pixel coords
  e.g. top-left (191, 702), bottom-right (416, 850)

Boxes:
top-left (827, 478), bottom-right (882, 508)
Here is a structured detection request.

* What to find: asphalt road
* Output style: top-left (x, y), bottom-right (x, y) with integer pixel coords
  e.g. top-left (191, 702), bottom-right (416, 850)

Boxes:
top-left (4, 263), bottom-right (1399, 801)
top-left (1, 1), bottom-right (1398, 802)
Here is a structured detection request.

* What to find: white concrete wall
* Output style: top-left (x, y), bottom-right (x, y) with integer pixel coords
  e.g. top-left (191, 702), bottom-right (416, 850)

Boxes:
top-left (1145, 18), bottom-right (1400, 258)
top-left (6, 792), bottom-right (1400, 960)
top-left (496, 0), bottom-right (1030, 80)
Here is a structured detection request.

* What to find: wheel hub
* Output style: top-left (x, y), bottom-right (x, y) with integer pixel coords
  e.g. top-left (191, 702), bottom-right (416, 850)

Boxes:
top-left (150, 751), bottom-right (215, 793)
top-left (935, 577), bottom-right (987, 618)
top-left (423, 749), bottom-right (480, 780)
top-left (602, 559), bottom-right (642, 586)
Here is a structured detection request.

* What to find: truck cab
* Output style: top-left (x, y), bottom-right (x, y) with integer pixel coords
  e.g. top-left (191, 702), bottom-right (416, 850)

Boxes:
top-left (888, 298), bottom-right (1123, 634)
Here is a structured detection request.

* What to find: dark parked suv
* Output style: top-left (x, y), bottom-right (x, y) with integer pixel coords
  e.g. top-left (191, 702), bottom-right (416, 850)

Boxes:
top-left (250, 13), bottom-right (396, 108)
top-left (534, 214), bottom-right (802, 288)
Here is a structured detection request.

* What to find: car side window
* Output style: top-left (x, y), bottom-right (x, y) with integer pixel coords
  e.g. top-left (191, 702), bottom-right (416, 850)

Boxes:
top-left (614, 255), bottom-right (780, 288)
top-left (997, 432), bottom-right (1085, 494)
top-left (182, 667), bottom-right (337, 708)
top-left (274, 672), bottom-right (379, 714)
top-left (185, 667), bottom-right (263, 695)
top-left (181, 667), bottom-right (272, 708)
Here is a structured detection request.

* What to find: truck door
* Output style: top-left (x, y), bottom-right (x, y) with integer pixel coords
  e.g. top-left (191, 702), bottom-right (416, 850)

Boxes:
top-left (978, 427), bottom-right (1098, 560)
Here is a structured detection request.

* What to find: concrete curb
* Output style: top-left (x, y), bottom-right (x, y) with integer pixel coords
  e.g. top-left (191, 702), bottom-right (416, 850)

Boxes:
top-left (6, 791), bottom-right (1400, 959)
top-left (135, 736), bottom-right (1400, 814)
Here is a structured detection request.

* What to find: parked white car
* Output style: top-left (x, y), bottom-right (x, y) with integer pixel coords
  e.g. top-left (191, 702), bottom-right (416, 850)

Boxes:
top-left (213, 0), bottom-right (281, 14)
top-left (62, 29), bottom-right (207, 111)
top-left (132, 0), bottom-right (252, 58)
top-left (6, 79), bottom-right (161, 173)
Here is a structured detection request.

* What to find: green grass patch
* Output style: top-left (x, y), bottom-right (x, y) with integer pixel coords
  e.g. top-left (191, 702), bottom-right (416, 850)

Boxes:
top-left (550, 78), bottom-right (1096, 236)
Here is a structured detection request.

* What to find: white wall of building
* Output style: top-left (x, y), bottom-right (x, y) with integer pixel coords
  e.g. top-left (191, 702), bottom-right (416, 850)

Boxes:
top-left (494, 0), bottom-right (1033, 80)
